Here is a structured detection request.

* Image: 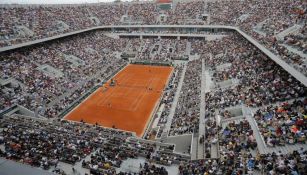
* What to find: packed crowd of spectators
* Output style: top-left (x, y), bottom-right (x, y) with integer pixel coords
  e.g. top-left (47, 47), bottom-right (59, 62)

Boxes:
top-left (178, 159), bottom-right (219, 175)
top-left (158, 39), bottom-right (175, 60)
top-left (207, 0), bottom-right (307, 75)
top-left (0, 115), bottom-right (183, 174)
top-left (83, 138), bottom-right (138, 175)
top-left (202, 109), bottom-right (218, 159)
top-left (174, 39), bottom-right (189, 58)
top-left (165, 0), bottom-right (205, 25)
top-left (0, 3), bottom-right (127, 47)
top-left (127, 2), bottom-right (157, 25)
top-left (0, 33), bottom-right (306, 175)
top-left (0, 30), bottom-right (128, 117)
top-left (0, 116), bottom-right (133, 169)
top-left (1, 1), bottom-right (307, 174)
top-left (284, 25), bottom-right (307, 54)
top-left (279, 24), bottom-right (307, 75)
top-left (219, 119), bottom-right (257, 173)
top-left (180, 30), bottom-right (307, 174)
top-left (2, 0), bottom-right (304, 77)
top-left (179, 148), bottom-right (307, 175)
top-left (0, 111), bottom-right (198, 174)
top-left (200, 34), bottom-right (306, 170)
top-left (129, 38), bottom-right (189, 62)
top-left (253, 98), bottom-right (307, 147)
top-left (169, 59), bottom-right (201, 136)
top-left (136, 38), bottom-right (159, 61)
top-left (0, 0), bottom-right (210, 47)
top-left (205, 34), bottom-right (306, 113)
top-left (139, 162), bottom-right (168, 175)
top-left (179, 117), bottom-right (306, 175)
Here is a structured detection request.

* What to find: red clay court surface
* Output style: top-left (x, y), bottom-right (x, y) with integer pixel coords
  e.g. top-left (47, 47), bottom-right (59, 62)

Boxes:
top-left (64, 64), bottom-right (173, 137)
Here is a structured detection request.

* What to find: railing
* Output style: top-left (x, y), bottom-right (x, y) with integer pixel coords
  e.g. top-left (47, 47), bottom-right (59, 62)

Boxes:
top-left (0, 25), bottom-right (236, 53)
top-left (131, 60), bottom-right (173, 66)
top-left (0, 104), bottom-right (18, 118)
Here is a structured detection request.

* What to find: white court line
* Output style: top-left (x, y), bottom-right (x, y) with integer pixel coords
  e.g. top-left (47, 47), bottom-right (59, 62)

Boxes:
top-left (99, 79), bottom-right (144, 110)
top-left (125, 79), bottom-right (144, 111)
top-left (130, 87), bottom-right (147, 111)
top-left (98, 86), bottom-right (138, 108)
top-left (117, 73), bottom-right (132, 86)
top-left (62, 64), bottom-right (129, 119)
top-left (97, 68), bottom-right (135, 106)
top-left (130, 75), bottom-right (158, 111)
top-left (130, 76), bottom-right (155, 108)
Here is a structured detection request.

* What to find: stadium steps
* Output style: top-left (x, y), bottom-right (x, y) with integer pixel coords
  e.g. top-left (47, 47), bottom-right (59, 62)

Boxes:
top-left (173, 40), bottom-right (178, 53)
top-left (114, 51), bottom-right (123, 59)
top-left (237, 14), bottom-right (250, 23)
top-left (88, 16), bottom-right (101, 26)
top-left (36, 64), bottom-right (64, 79)
top-left (124, 40), bottom-right (131, 52)
top-left (15, 25), bottom-right (35, 37)
top-left (276, 24), bottom-right (303, 41)
top-left (50, 150), bottom-right (94, 175)
top-left (244, 106), bottom-right (267, 154)
top-left (150, 42), bottom-right (162, 58)
top-left (0, 77), bottom-right (24, 88)
top-left (160, 132), bottom-right (168, 142)
top-left (203, 0), bottom-right (208, 14)
top-left (191, 134), bottom-right (199, 160)
top-left (210, 142), bottom-right (219, 159)
top-left (170, 41), bottom-right (176, 54)
top-left (197, 58), bottom-right (206, 159)
top-left (264, 142), bottom-right (307, 155)
top-left (43, 90), bottom-right (57, 102)
top-left (55, 20), bottom-right (70, 32)
top-left (46, 84), bottom-right (80, 108)
top-left (221, 115), bottom-right (245, 123)
top-left (172, 0), bottom-right (177, 12)
top-left (185, 42), bottom-right (191, 55)
top-left (252, 19), bottom-right (268, 37)
top-left (157, 43), bottom-right (162, 55)
top-left (0, 144), bottom-right (4, 153)
top-left (204, 54), bottom-right (214, 93)
top-left (138, 40), bottom-right (145, 52)
top-left (281, 44), bottom-right (307, 60)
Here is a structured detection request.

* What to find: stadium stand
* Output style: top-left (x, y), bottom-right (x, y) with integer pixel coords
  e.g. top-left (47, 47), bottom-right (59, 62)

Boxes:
top-left (0, 0), bottom-right (306, 175)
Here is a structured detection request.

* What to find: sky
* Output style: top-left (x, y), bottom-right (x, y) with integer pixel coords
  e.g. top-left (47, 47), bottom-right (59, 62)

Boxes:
top-left (0, 0), bottom-right (133, 4)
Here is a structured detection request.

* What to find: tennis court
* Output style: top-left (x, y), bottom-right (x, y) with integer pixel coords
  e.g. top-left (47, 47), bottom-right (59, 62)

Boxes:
top-left (64, 64), bottom-right (173, 137)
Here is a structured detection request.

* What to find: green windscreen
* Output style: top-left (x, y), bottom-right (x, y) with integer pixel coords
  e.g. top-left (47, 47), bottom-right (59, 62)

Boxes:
top-left (158, 3), bottom-right (172, 10)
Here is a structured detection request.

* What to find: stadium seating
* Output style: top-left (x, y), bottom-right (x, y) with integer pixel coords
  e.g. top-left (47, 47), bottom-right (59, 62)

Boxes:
top-left (0, 0), bottom-right (306, 175)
